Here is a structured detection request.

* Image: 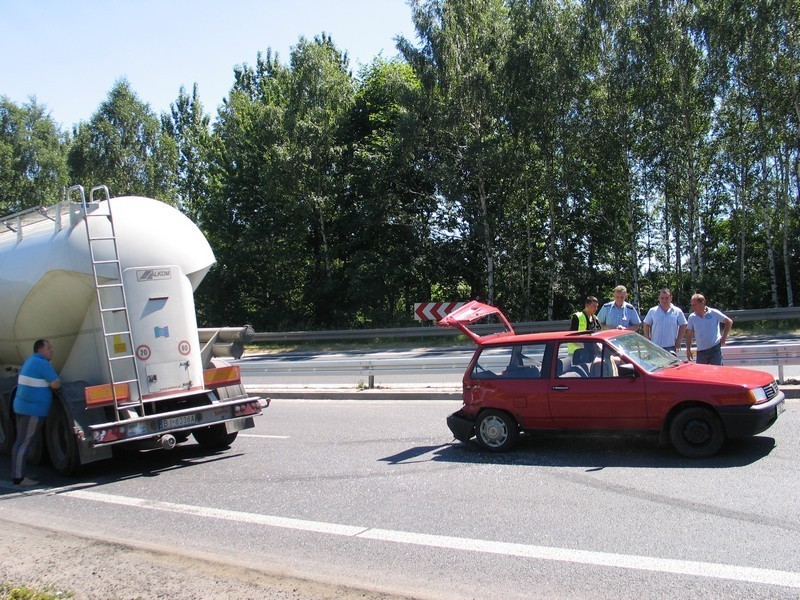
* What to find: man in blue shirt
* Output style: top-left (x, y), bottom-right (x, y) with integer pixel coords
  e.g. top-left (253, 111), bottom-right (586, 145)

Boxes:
top-left (597, 285), bottom-right (641, 331)
top-left (643, 288), bottom-right (687, 353)
top-left (684, 294), bottom-right (733, 365)
top-left (11, 339), bottom-right (61, 486)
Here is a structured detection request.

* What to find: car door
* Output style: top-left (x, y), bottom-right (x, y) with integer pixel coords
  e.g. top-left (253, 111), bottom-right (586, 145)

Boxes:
top-left (466, 343), bottom-right (551, 426)
top-left (548, 340), bottom-right (648, 429)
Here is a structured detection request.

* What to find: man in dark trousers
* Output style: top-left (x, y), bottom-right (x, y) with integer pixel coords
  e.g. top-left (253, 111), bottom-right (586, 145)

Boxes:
top-left (11, 339), bottom-right (61, 486)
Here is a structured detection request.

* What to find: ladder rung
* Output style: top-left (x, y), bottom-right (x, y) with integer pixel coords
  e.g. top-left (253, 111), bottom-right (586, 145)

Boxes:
top-left (108, 355), bottom-right (136, 362)
top-left (99, 307), bottom-right (126, 313)
top-left (96, 283), bottom-right (123, 289)
top-left (88, 235), bottom-right (116, 241)
top-left (92, 259), bottom-right (121, 265)
top-left (102, 331), bottom-right (131, 338)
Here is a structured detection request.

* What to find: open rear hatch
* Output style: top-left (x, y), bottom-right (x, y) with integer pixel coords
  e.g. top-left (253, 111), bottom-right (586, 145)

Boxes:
top-left (437, 300), bottom-right (515, 344)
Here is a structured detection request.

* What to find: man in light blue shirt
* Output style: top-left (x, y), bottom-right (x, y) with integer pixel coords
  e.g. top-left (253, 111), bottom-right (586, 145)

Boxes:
top-left (684, 294), bottom-right (733, 365)
top-left (597, 285), bottom-right (641, 331)
top-left (643, 288), bottom-right (687, 352)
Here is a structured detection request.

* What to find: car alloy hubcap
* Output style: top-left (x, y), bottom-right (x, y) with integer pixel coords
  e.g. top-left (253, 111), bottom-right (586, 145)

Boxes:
top-left (480, 416), bottom-right (507, 447)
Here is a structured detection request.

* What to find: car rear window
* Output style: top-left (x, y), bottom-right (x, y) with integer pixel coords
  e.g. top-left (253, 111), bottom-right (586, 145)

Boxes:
top-left (472, 344), bottom-right (547, 379)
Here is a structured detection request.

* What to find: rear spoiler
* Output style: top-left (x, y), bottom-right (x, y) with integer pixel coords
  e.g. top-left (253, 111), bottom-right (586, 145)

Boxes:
top-left (437, 300), bottom-right (515, 344)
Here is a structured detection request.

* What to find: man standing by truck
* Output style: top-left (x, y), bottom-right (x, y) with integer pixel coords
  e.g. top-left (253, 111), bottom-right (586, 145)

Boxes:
top-left (11, 339), bottom-right (61, 486)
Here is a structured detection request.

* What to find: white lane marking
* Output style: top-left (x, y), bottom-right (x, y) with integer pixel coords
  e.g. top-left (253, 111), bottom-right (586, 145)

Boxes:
top-left (239, 434), bottom-right (290, 439)
top-left (62, 490), bottom-right (800, 590)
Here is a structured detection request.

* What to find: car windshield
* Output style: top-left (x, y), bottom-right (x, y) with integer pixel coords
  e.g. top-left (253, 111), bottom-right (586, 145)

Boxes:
top-left (606, 333), bottom-right (683, 373)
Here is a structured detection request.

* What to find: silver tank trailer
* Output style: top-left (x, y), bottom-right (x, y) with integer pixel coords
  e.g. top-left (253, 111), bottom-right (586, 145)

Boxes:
top-left (0, 195), bottom-right (215, 384)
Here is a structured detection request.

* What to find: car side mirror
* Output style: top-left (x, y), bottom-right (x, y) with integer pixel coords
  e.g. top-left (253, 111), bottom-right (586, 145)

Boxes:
top-left (617, 363), bottom-right (637, 378)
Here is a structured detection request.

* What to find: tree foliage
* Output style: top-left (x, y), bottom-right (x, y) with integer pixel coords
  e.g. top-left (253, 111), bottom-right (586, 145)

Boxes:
top-left (4, 0), bottom-right (799, 328)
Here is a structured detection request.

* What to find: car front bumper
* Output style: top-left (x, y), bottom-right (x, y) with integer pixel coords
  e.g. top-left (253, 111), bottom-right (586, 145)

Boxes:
top-left (716, 391), bottom-right (786, 438)
top-left (447, 410), bottom-right (475, 442)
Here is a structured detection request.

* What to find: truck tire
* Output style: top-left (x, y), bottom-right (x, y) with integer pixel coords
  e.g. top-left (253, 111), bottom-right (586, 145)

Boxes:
top-left (46, 402), bottom-right (81, 476)
top-left (0, 402), bottom-right (14, 455)
top-left (193, 424), bottom-right (237, 449)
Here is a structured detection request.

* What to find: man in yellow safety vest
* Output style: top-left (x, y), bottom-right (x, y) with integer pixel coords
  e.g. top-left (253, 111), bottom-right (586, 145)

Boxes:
top-left (570, 296), bottom-right (601, 332)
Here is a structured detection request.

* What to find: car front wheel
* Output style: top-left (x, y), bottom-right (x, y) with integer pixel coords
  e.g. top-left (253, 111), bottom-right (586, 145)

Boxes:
top-left (669, 407), bottom-right (725, 458)
top-left (476, 410), bottom-right (518, 452)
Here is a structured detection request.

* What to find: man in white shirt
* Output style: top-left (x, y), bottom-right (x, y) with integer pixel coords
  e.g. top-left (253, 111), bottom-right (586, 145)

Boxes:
top-left (643, 288), bottom-right (687, 353)
top-left (684, 294), bottom-right (733, 365)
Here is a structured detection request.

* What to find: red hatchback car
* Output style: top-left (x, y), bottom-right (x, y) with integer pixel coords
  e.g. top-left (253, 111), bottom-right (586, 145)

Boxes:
top-left (441, 301), bottom-right (785, 458)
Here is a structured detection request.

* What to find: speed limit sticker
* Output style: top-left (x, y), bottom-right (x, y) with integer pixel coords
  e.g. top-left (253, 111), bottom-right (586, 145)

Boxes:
top-left (178, 340), bottom-right (191, 356)
top-left (136, 345), bottom-right (151, 360)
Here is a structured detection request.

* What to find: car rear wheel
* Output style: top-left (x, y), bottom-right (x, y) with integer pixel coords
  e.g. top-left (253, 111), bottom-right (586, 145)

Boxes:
top-left (476, 410), bottom-right (518, 452)
top-left (669, 407), bottom-right (725, 458)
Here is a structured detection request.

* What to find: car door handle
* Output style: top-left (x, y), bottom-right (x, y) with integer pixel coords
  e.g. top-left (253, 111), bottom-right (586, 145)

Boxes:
top-left (551, 386), bottom-right (570, 391)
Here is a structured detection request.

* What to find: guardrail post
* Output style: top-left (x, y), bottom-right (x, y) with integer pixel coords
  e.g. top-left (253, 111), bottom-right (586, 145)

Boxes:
top-left (368, 374), bottom-right (375, 389)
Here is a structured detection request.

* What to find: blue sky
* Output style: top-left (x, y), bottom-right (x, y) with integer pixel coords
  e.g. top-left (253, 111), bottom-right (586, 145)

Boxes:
top-left (1, 0), bottom-right (417, 129)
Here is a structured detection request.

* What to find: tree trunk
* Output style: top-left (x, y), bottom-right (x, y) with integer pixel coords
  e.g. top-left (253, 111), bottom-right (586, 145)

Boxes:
top-left (779, 149), bottom-right (794, 306)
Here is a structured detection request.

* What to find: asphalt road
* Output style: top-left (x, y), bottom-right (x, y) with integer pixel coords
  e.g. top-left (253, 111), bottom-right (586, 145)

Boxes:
top-left (1, 399), bottom-right (798, 599)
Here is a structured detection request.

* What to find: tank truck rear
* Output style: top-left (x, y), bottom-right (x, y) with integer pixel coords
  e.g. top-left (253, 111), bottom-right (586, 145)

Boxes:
top-left (0, 185), bottom-right (266, 475)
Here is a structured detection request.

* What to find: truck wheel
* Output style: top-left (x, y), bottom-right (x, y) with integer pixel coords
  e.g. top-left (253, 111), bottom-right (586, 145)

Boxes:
top-left (46, 402), bottom-right (81, 475)
top-left (475, 410), bottom-right (518, 452)
top-left (0, 404), bottom-right (14, 455)
top-left (193, 425), bottom-right (237, 449)
top-left (669, 407), bottom-right (725, 458)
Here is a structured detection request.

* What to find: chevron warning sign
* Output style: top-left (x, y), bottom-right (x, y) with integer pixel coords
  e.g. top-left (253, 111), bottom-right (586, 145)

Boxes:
top-left (414, 302), bottom-right (466, 322)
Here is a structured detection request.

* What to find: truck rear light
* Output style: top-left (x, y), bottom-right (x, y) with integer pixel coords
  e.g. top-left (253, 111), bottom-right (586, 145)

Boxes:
top-left (85, 383), bottom-right (131, 407)
top-left (233, 400), bottom-right (261, 417)
top-left (203, 365), bottom-right (242, 389)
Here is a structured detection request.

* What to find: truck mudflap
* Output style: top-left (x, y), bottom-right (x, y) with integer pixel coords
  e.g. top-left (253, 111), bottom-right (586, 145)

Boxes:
top-left (85, 394), bottom-right (267, 447)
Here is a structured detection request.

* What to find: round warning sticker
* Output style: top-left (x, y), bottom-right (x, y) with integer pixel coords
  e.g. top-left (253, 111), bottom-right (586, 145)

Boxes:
top-left (178, 340), bottom-right (191, 356)
top-left (136, 345), bottom-right (151, 360)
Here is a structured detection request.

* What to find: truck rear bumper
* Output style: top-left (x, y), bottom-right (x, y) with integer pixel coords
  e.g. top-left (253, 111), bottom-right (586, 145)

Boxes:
top-left (86, 394), bottom-right (265, 447)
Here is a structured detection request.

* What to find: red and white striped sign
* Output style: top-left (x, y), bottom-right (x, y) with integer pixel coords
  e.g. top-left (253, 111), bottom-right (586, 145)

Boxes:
top-left (414, 302), bottom-right (466, 322)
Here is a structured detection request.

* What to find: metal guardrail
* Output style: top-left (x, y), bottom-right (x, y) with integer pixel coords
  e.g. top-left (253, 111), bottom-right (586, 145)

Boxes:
top-left (242, 306), bottom-right (800, 343)
top-left (237, 343), bottom-right (800, 385)
top-left (721, 344), bottom-right (800, 383)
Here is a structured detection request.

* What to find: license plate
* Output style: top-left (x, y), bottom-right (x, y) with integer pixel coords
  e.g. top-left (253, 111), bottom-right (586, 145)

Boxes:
top-left (160, 414), bottom-right (197, 429)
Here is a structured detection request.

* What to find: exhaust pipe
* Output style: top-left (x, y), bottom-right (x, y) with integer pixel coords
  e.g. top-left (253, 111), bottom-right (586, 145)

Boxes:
top-left (159, 434), bottom-right (177, 450)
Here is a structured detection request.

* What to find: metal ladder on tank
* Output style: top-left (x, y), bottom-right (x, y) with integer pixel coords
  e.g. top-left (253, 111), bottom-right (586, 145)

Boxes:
top-left (71, 184), bottom-right (143, 420)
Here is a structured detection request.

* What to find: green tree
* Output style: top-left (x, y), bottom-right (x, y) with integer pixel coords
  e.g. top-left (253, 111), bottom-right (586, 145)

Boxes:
top-left (284, 34), bottom-right (356, 324)
top-left (0, 97), bottom-right (69, 213)
top-left (342, 58), bottom-right (439, 324)
top-left (163, 83), bottom-right (212, 221)
top-left (399, 0), bottom-right (512, 306)
top-left (68, 79), bottom-right (177, 202)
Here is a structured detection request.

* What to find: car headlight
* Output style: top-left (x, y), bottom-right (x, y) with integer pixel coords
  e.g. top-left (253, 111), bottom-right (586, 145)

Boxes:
top-left (749, 387), bottom-right (768, 404)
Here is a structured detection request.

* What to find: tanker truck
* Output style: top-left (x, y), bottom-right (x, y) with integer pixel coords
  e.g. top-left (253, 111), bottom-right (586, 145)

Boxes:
top-left (0, 185), bottom-right (266, 475)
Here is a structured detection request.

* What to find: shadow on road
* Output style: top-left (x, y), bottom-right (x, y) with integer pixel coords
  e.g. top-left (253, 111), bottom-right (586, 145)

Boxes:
top-left (380, 433), bottom-right (777, 470)
top-left (0, 442), bottom-right (242, 495)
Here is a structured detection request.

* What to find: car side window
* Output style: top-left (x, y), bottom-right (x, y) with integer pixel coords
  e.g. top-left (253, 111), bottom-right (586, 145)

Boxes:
top-left (472, 344), bottom-right (546, 379)
top-left (505, 344), bottom-right (546, 379)
top-left (557, 342), bottom-right (621, 379)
